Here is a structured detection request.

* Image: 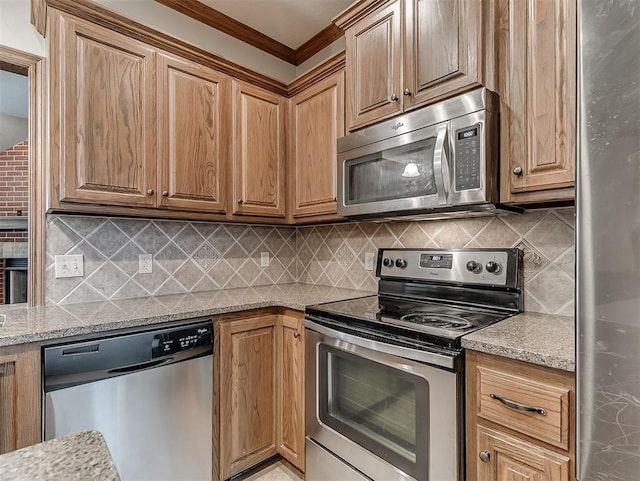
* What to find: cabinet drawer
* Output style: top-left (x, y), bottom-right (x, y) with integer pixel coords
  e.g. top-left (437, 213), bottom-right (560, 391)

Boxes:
top-left (477, 366), bottom-right (570, 450)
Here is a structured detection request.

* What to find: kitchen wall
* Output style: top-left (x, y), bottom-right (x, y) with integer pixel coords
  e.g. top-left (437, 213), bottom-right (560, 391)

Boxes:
top-left (45, 208), bottom-right (575, 315)
top-left (0, 0), bottom-right (46, 57)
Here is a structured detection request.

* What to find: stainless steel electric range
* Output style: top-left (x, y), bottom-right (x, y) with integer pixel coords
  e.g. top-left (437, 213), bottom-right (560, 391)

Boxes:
top-left (304, 247), bottom-right (524, 481)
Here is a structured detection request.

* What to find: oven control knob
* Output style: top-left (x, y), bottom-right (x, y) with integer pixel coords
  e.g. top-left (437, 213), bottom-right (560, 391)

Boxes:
top-left (485, 261), bottom-right (502, 274)
top-left (383, 258), bottom-right (393, 268)
top-left (466, 260), bottom-right (481, 273)
top-left (395, 259), bottom-right (407, 269)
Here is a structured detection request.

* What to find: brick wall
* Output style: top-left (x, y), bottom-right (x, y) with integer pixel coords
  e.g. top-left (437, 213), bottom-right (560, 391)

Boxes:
top-left (0, 139), bottom-right (29, 244)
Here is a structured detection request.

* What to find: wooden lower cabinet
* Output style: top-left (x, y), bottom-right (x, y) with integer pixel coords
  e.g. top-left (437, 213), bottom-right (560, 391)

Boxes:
top-left (218, 313), bottom-right (278, 479)
top-left (276, 311), bottom-right (305, 471)
top-left (476, 426), bottom-right (570, 481)
top-left (0, 344), bottom-right (41, 454)
top-left (466, 351), bottom-right (575, 481)
top-left (216, 309), bottom-right (305, 480)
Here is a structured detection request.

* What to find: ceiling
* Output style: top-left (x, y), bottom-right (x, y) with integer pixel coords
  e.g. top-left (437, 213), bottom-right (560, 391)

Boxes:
top-left (195, 0), bottom-right (353, 49)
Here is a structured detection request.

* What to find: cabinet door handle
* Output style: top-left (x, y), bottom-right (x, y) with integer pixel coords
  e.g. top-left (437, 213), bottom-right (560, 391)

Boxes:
top-left (147, 189), bottom-right (154, 196)
top-left (293, 331), bottom-right (301, 339)
top-left (390, 94), bottom-right (399, 101)
top-left (479, 451), bottom-right (491, 463)
top-left (403, 88), bottom-right (412, 96)
top-left (237, 198), bottom-right (244, 205)
top-left (162, 191), bottom-right (169, 197)
top-left (490, 393), bottom-right (547, 416)
top-left (512, 166), bottom-right (523, 176)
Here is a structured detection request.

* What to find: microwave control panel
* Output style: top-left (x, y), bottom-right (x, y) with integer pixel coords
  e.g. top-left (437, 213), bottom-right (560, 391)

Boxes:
top-left (454, 124), bottom-right (481, 191)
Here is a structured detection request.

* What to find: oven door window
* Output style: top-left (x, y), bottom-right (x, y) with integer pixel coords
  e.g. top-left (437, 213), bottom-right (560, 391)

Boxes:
top-left (345, 138), bottom-right (437, 205)
top-left (318, 345), bottom-right (429, 479)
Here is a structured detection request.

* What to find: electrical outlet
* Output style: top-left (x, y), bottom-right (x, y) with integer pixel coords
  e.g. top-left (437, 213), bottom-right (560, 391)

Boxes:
top-left (364, 252), bottom-right (375, 271)
top-left (260, 252), bottom-right (270, 268)
top-left (139, 254), bottom-right (153, 274)
top-left (54, 255), bottom-right (84, 278)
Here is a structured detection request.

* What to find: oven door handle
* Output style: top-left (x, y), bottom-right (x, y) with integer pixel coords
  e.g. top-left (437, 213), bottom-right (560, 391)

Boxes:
top-left (304, 317), bottom-right (457, 370)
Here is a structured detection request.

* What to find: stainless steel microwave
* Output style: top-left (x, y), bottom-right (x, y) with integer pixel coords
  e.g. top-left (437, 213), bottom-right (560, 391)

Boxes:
top-left (337, 88), bottom-right (516, 220)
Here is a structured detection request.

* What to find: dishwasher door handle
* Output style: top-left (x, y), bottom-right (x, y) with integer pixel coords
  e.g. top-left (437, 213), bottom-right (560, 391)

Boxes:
top-left (108, 358), bottom-right (173, 375)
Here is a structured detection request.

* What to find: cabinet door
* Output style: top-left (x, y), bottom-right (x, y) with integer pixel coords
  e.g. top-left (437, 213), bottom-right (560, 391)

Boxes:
top-left (289, 72), bottom-right (344, 218)
top-left (56, 15), bottom-right (156, 207)
top-left (277, 314), bottom-right (305, 471)
top-left (0, 344), bottom-right (40, 453)
top-left (157, 54), bottom-right (230, 213)
top-left (477, 426), bottom-right (570, 481)
top-left (404, 0), bottom-right (482, 108)
top-left (499, 0), bottom-right (576, 202)
top-left (233, 82), bottom-right (286, 217)
top-left (219, 315), bottom-right (277, 478)
top-left (345, 1), bottom-right (402, 130)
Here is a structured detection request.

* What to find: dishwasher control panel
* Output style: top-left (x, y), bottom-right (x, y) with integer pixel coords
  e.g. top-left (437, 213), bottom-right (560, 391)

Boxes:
top-left (152, 324), bottom-right (213, 358)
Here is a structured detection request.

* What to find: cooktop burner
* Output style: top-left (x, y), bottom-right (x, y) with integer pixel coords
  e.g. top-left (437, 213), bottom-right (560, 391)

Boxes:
top-left (399, 313), bottom-right (473, 330)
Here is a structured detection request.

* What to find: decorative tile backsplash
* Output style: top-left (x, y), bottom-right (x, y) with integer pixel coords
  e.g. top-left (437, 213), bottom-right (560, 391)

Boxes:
top-left (45, 216), bottom-right (296, 305)
top-left (296, 207), bottom-right (576, 316)
top-left (45, 208), bottom-right (576, 315)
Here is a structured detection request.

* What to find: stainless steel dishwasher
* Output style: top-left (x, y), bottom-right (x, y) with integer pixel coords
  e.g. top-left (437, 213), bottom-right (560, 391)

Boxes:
top-left (43, 319), bottom-right (213, 481)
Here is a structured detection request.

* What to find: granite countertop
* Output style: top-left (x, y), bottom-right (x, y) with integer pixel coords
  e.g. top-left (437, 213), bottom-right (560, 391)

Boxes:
top-left (0, 431), bottom-right (120, 481)
top-left (0, 283), bottom-right (373, 347)
top-left (461, 311), bottom-right (575, 372)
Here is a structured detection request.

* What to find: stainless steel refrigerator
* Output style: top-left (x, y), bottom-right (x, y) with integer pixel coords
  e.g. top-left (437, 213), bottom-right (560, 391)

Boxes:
top-left (577, 1), bottom-right (640, 480)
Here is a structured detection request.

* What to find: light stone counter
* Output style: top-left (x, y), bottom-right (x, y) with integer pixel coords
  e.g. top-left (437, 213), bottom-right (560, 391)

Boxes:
top-left (0, 431), bottom-right (120, 481)
top-left (0, 283), bottom-right (373, 347)
top-left (461, 311), bottom-right (575, 372)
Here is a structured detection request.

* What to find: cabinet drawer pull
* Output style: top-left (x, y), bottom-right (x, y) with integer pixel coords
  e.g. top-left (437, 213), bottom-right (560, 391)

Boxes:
top-left (479, 451), bottom-right (491, 463)
top-left (162, 191), bottom-right (169, 197)
top-left (390, 94), bottom-right (399, 101)
top-left (293, 331), bottom-right (301, 339)
top-left (237, 198), bottom-right (244, 205)
top-left (403, 88), bottom-right (412, 96)
top-left (146, 188), bottom-right (154, 196)
top-left (512, 166), bottom-right (523, 176)
top-left (490, 393), bottom-right (546, 416)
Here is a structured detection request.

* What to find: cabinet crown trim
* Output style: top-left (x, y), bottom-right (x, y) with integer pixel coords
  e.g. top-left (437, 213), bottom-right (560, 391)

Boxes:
top-left (333, 0), bottom-right (396, 30)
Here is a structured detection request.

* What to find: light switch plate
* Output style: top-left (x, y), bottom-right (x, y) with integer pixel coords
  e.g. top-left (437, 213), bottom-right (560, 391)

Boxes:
top-left (139, 254), bottom-right (153, 274)
top-left (260, 252), bottom-right (270, 267)
top-left (364, 252), bottom-right (375, 271)
top-left (54, 255), bottom-right (84, 278)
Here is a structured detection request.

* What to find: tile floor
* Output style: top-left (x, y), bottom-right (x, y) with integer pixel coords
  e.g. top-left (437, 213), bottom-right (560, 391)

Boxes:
top-left (236, 458), bottom-right (303, 481)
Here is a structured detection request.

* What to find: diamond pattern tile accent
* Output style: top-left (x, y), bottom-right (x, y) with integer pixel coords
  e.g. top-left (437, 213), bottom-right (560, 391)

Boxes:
top-left (46, 208), bottom-right (574, 315)
top-left (514, 239), bottom-right (550, 281)
top-left (193, 242), bottom-right (220, 271)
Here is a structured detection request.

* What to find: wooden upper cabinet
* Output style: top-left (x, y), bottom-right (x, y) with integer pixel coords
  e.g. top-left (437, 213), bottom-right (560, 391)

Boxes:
top-left (404, 0), bottom-right (482, 107)
top-left (345, 1), bottom-right (402, 129)
top-left (289, 72), bottom-right (345, 219)
top-left (233, 82), bottom-right (286, 217)
top-left (339, 0), bottom-right (485, 130)
top-left (499, 0), bottom-right (576, 203)
top-left (157, 54), bottom-right (230, 213)
top-left (55, 14), bottom-right (157, 207)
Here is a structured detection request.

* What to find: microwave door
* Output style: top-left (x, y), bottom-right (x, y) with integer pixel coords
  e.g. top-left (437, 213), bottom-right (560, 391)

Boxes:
top-left (339, 122), bottom-right (448, 217)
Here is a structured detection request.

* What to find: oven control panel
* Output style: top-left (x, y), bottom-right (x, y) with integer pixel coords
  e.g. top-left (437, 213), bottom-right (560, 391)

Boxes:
top-left (377, 248), bottom-right (520, 287)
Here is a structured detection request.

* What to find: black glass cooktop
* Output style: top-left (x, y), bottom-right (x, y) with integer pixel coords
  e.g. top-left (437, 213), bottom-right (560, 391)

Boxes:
top-left (306, 295), bottom-right (512, 344)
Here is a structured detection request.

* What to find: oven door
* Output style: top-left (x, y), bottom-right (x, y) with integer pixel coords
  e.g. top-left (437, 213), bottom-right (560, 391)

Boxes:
top-left (305, 319), bottom-right (462, 481)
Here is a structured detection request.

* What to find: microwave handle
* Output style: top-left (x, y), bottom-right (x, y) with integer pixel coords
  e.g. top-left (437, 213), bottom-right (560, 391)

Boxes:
top-left (433, 124), bottom-right (451, 205)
